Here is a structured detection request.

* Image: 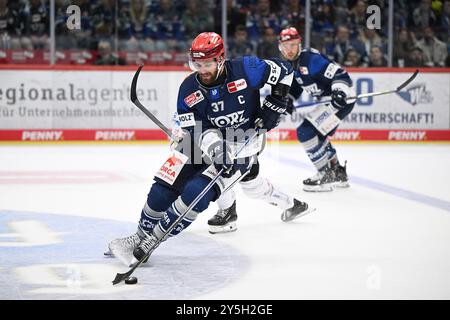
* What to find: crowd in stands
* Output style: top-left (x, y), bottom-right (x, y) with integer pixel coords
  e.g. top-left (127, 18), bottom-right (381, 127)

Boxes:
top-left (0, 0), bottom-right (448, 66)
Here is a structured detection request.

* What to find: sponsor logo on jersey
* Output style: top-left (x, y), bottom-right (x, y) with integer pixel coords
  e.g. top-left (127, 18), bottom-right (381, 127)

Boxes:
top-left (209, 110), bottom-right (248, 128)
top-left (299, 67), bottom-right (309, 75)
top-left (155, 150), bottom-right (188, 185)
top-left (396, 84), bottom-right (433, 106)
top-left (227, 79), bottom-right (247, 93)
top-left (210, 88), bottom-right (220, 100)
top-left (184, 90), bottom-right (204, 108)
top-left (178, 112), bottom-right (196, 128)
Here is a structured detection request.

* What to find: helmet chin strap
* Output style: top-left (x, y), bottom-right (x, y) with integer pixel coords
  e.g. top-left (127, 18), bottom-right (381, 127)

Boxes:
top-left (214, 56), bottom-right (225, 80)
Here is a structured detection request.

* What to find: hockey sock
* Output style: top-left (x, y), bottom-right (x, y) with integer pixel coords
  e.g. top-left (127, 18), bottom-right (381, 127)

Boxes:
top-left (153, 198), bottom-right (199, 240)
top-left (216, 189), bottom-right (236, 210)
top-left (139, 201), bottom-right (164, 235)
top-left (301, 135), bottom-right (329, 171)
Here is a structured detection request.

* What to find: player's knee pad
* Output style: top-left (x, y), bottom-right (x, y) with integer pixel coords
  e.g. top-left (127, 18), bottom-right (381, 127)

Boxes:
top-left (297, 120), bottom-right (319, 142)
top-left (240, 174), bottom-right (272, 199)
top-left (147, 182), bottom-right (179, 212)
top-left (181, 176), bottom-right (218, 213)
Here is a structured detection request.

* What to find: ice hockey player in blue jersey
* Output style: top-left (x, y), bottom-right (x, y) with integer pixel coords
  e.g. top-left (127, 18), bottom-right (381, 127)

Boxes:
top-left (278, 27), bottom-right (356, 192)
top-left (107, 32), bottom-right (312, 265)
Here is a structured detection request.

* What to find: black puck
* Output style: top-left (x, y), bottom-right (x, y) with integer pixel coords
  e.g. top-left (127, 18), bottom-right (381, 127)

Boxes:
top-left (125, 276), bottom-right (138, 285)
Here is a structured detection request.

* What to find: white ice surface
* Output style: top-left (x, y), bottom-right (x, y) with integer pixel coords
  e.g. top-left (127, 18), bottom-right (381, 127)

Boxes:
top-left (0, 142), bottom-right (449, 299)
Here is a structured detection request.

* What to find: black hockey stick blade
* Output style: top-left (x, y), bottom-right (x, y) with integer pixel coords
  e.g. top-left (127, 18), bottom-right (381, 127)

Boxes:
top-left (130, 64), bottom-right (144, 103)
top-left (396, 69), bottom-right (419, 91)
top-left (112, 255), bottom-right (146, 285)
top-left (129, 64), bottom-right (173, 139)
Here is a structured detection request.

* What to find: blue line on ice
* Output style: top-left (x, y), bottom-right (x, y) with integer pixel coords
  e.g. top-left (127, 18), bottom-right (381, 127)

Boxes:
top-left (273, 155), bottom-right (450, 213)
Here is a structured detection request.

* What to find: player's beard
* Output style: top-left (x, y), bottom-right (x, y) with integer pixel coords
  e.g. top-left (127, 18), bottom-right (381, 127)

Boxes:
top-left (198, 71), bottom-right (217, 85)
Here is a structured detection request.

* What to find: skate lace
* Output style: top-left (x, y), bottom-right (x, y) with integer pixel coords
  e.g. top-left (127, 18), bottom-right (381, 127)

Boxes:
top-left (119, 233), bottom-right (140, 249)
top-left (216, 209), bottom-right (228, 218)
top-left (139, 236), bottom-right (157, 253)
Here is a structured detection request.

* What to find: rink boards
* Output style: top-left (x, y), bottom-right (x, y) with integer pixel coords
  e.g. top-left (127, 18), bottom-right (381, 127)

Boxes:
top-left (0, 66), bottom-right (449, 141)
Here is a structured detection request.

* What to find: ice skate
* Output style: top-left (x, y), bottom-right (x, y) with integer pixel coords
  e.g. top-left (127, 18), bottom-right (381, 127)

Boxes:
top-left (131, 232), bottom-right (159, 266)
top-left (332, 161), bottom-right (349, 188)
top-left (281, 198), bottom-right (315, 222)
top-left (303, 166), bottom-right (336, 192)
top-left (208, 201), bottom-right (238, 234)
top-left (106, 227), bottom-right (148, 266)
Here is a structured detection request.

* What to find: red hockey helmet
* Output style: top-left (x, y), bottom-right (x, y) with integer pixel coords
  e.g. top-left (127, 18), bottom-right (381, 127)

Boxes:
top-left (279, 27), bottom-right (302, 43)
top-left (189, 32), bottom-right (225, 61)
top-left (278, 27), bottom-right (302, 60)
top-left (189, 32), bottom-right (226, 78)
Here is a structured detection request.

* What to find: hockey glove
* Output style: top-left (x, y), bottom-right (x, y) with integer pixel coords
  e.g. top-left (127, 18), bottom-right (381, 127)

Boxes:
top-left (330, 89), bottom-right (348, 109)
top-left (285, 98), bottom-right (294, 115)
top-left (255, 95), bottom-right (288, 131)
top-left (207, 140), bottom-right (236, 178)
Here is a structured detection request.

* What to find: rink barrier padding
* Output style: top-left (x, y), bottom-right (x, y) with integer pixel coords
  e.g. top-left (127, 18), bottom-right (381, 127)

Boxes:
top-left (1, 129), bottom-right (449, 142)
top-left (1, 66), bottom-right (449, 141)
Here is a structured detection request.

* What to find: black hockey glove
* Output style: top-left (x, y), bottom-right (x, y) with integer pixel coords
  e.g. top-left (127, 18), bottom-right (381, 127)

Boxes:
top-left (207, 140), bottom-right (236, 178)
top-left (255, 95), bottom-right (288, 131)
top-left (285, 98), bottom-right (294, 115)
top-left (330, 89), bottom-right (348, 109)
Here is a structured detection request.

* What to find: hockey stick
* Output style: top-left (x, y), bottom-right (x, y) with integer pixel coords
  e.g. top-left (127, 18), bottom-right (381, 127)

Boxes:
top-left (130, 64), bottom-right (176, 140)
top-left (293, 69), bottom-right (419, 109)
top-left (112, 129), bottom-right (261, 285)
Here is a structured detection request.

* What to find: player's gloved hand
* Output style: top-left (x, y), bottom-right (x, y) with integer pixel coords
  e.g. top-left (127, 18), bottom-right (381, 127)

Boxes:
top-left (255, 95), bottom-right (288, 131)
top-left (207, 140), bottom-right (236, 178)
top-left (285, 98), bottom-right (294, 115)
top-left (330, 89), bottom-right (348, 109)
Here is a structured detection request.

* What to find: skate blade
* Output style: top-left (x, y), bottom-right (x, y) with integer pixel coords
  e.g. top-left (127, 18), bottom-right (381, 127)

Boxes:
top-left (208, 221), bottom-right (237, 234)
top-left (334, 181), bottom-right (350, 188)
top-left (303, 185), bottom-right (334, 192)
top-left (282, 207), bottom-right (316, 222)
top-left (104, 249), bottom-right (114, 257)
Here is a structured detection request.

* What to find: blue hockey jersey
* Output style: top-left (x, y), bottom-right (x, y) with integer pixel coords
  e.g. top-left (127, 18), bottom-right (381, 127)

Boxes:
top-left (176, 56), bottom-right (292, 145)
top-left (289, 48), bottom-right (353, 100)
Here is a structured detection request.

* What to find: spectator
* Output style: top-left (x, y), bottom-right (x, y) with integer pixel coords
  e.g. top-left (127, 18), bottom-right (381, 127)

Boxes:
top-left (0, 0), bottom-right (26, 49)
top-left (405, 46), bottom-right (426, 67)
top-left (55, 0), bottom-right (93, 50)
top-left (246, 0), bottom-right (283, 42)
top-left (412, 0), bottom-right (438, 31)
top-left (25, 0), bottom-right (49, 49)
top-left (122, 0), bottom-right (154, 52)
top-left (393, 28), bottom-right (416, 67)
top-left (438, 0), bottom-right (450, 43)
top-left (368, 45), bottom-right (388, 67)
top-left (91, 0), bottom-right (117, 46)
top-left (343, 48), bottom-right (362, 67)
top-left (280, 0), bottom-right (304, 32)
top-left (325, 25), bottom-right (367, 65)
top-left (182, 0), bottom-right (214, 41)
top-left (213, 0), bottom-right (247, 37)
top-left (416, 26), bottom-right (448, 66)
top-left (348, 0), bottom-right (367, 34)
top-left (93, 40), bottom-right (126, 65)
top-left (257, 27), bottom-right (279, 59)
top-left (358, 27), bottom-right (387, 57)
top-left (229, 25), bottom-right (254, 58)
top-left (152, 0), bottom-right (186, 51)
